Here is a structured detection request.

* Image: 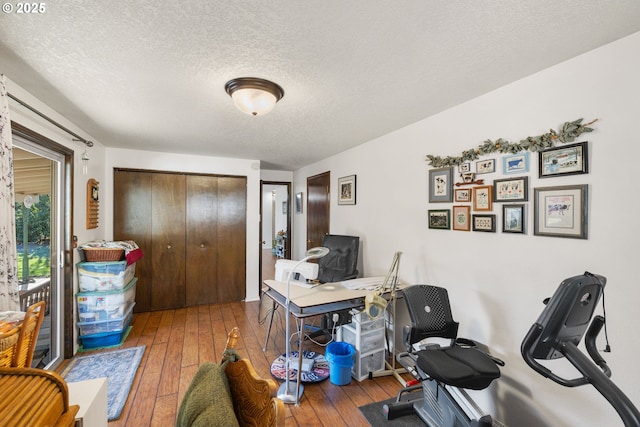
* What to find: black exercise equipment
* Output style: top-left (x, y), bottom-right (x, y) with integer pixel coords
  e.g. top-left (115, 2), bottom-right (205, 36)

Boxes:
top-left (385, 285), bottom-right (504, 426)
top-left (521, 271), bottom-right (640, 427)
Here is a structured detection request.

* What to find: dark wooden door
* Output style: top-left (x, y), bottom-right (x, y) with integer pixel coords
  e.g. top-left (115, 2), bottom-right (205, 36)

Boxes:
top-left (151, 173), bottom-right (187, 310)
top-left (114, 170), bottom-right (246, 311)
top-left (185, 175), bottom-right (218, 306)
top-left (215, 176), bottom-right (247, 302)
top-left (113, 170), bottom-right (153, 312)
top-left (185, 175), bottom-right (246, 304)
top-left (306, 171), bottom-right (330, 250)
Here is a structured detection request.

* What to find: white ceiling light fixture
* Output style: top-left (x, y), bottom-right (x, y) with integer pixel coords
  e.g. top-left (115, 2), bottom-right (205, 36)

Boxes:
top-left (224, 77), bottom-right (285, 116)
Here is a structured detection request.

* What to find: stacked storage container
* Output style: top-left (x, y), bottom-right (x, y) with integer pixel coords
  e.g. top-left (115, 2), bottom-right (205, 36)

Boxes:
top-left (76, 259), bottom-right (137, 349)
top-left (337, 311), bottom-right (386, 381)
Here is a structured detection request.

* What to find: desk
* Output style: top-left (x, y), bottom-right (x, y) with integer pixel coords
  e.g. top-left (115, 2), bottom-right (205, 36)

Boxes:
top-left (262, 279), bottom-right (382, 404)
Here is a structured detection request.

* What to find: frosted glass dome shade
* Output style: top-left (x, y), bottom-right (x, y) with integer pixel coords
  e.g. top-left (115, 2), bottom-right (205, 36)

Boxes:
top-left (225, 77), bottom-right (284, 116)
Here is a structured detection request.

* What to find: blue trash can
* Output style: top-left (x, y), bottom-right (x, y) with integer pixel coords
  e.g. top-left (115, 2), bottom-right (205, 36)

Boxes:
top-left (326, 341), bottom-right (355, 385)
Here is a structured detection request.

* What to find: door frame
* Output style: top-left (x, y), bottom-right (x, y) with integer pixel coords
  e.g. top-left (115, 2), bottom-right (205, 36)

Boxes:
top-left (259, 180), bottom-right (291, 286)
top-left (11, 121), bottom-right (74, 362)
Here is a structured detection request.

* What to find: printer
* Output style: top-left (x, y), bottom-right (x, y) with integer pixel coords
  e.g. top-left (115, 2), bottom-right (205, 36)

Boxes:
top-left (275, 259), bottom-right (319, 283)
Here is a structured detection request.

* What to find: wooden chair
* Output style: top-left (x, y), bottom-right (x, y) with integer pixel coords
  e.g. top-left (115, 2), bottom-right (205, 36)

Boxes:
top-left (223, 327), bottom-right (284, 427)
top-left (177, 327), bottom-right (284, 427)
top-left (0, 325), bottom-right (21, 368)
top-left (0, 367), bottom-right (79, 427)
top-left (13, 301), bottom-right (46, 368)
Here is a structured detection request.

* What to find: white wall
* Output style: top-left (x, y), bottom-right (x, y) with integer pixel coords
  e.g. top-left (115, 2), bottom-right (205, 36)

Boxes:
top-left (103, 148), bottom-right (262, 301)
top-left (293, 32), bottom-right (640, 426)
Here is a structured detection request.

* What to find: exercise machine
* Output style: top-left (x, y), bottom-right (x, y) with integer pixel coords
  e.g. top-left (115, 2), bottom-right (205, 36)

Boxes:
top-left (521, 271), bottom-right (640, 426)
top-left (384, 285), bottom-right (504, 426)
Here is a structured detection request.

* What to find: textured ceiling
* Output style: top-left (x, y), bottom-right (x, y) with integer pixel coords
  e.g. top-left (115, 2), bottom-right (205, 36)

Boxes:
top-left (2, 1), bottom-right (640, 170)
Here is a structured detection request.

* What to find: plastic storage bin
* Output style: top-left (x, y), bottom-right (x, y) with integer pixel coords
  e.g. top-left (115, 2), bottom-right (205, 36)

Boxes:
top-left (77, 302), bottom-right (135, 336)
top-left (339, 324), bottom-right (385, 355)
top-left (353, 349), bottom-right (386, 381)
top-left (79, 306), bottom-right (134, 349)
top-left (76, 278), bottom-right (137, 320)
top-left (352, 311), bottom-right (385, 332)
top-left (77, 260), bottom-right (136, 291)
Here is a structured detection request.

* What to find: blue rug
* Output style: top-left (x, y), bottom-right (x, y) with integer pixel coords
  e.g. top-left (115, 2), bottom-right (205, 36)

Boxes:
top-left (61, 345), bottom-right (145, 420)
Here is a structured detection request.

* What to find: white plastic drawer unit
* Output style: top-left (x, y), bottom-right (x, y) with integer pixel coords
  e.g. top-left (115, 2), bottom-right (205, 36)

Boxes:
top-left (339, 323), bottom-right (386, 354)
top-left (352, 349), bottom-right (386, 382)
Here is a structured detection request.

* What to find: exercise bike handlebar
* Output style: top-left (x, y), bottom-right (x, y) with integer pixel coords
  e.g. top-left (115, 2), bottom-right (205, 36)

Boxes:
top-left (521, 323), bottom-right (589, 387)
top-left (584, 315), bottom-right (611, 377)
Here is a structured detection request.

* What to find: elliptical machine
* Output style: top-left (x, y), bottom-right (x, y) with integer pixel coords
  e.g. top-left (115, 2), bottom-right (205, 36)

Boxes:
top-left (521, 271), bottom-right (640, 426)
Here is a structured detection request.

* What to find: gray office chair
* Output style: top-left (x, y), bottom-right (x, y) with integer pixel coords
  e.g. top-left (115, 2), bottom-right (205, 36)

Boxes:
top-left (317, 234), bottom-right (359, 283)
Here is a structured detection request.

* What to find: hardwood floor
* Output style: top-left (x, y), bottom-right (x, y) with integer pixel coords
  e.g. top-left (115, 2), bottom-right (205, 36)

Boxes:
top-left (60, 295), bottom-right (408, 426)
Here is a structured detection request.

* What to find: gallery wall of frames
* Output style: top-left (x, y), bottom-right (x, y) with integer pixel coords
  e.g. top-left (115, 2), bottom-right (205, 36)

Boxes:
top-left (427, 140), bottom-right (589, 239)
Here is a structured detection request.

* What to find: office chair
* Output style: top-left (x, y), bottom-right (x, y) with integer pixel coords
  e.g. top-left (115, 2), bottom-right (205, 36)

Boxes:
top-left (385, 285), bottom-right (503, 426)
top-left (306, 234), bottom-right (359, 342)
top-left (316, 234), bottom-right (359, 283)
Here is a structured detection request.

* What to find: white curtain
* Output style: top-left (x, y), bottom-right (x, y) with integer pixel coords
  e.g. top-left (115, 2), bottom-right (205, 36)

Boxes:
top-left (0, 74), bottom-right (19, 311)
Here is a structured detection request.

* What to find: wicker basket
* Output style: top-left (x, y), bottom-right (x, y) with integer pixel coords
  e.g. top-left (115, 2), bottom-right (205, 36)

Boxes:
top-left (83, 248), bottom-right (124, 262)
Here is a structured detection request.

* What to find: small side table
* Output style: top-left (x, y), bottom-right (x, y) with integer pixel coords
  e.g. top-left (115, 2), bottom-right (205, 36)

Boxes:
top-left (68, 377), bottom-right (108, 427)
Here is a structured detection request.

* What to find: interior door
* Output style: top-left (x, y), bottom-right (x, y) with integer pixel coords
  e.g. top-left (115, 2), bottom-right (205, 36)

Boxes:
top-left (306, 171), bottom-right (330, 250)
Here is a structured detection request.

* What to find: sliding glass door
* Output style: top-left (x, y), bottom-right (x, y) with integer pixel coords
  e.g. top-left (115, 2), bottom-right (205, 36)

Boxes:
top-left (12, 138), bottom-right (65, 368)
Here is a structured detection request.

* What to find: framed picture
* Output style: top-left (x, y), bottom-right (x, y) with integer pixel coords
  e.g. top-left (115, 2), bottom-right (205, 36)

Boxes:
top-left (476, 159), bottom-right (495, 174)
top-left (493, 176), bottom-right (528, 202)
top-left (503, 152), bottom-right (530, 174)
top-left (282, 201), bottom-right (287, 214)
top-left (538, 141), bottom-right (588, 178)
top-left (459, 162), bottom-right (471, 173)
top-left (472, 214), bottom-right (496, 232)
top-left (454, 188), bottom-right (472, 202)
top-left (338, 175), bottom-right (356, 205)
top-left (295, 192), bottom-right (303, 213)
top-left (503, 204), bottom-right (526, 234)
top-left (534, 184), bottom-right (588, 239)
top-left (428, 167), bottom-right (453, 203)
top-left (473, 185), bottom-right (493, 211)
top-left (428, 209), bottom-right (451, 229)
top-left (452, 205), bottom-right (471, 231)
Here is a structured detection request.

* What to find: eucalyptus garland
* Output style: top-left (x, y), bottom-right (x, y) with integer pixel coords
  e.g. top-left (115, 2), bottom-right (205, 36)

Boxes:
top-left (425, 118), bottom-right (598, 168)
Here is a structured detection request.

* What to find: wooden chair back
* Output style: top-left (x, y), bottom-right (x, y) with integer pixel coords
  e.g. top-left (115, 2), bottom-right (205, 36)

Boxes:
top-left (223, 327), bottom-right (284, 427)
top-left (0, 367), bottom-right (79, 427)
top-left (12, 301), bottom-right (46, 368)
top-left (0, 325), bottom-right (20, 368)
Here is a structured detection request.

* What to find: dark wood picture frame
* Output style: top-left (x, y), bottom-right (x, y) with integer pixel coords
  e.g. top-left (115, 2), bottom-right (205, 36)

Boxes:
top-left (538, 141), bottom-right (588, 178)
top-left (428, 209), bottom-right (451, 229)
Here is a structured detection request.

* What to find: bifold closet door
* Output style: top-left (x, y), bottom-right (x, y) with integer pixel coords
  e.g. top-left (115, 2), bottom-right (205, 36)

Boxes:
top-left (115, 169), bottom-right (246, 311)
top-left (185, 175), bottom-right (246, 305)
top-left (113, 170), bottom-right (153, 312)
top-left (151, 173), bottom-right (186, 310)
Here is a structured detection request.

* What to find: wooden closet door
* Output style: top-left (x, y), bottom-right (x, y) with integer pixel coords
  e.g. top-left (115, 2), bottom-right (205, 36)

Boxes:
top-left (216, 176), bottom-right (246, 302)
top-left (185, 175), bottom-right (218, 305)
top-left (151, 173), bottom-right (186, 310)
top-left (113, 170), bottom-right (153, 312)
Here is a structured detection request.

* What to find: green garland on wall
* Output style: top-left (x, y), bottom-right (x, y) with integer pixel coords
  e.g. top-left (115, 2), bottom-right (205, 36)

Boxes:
top-left (425, 118), bottom-right (598, 168)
